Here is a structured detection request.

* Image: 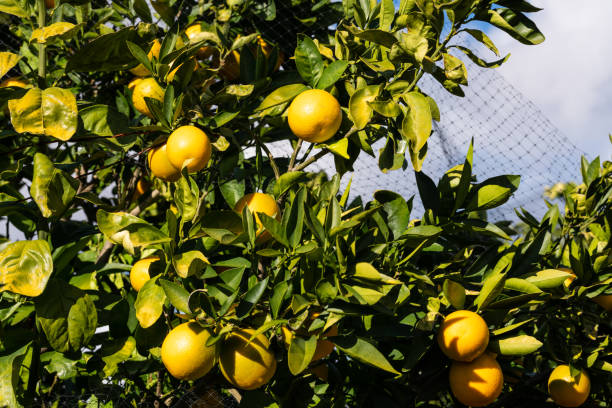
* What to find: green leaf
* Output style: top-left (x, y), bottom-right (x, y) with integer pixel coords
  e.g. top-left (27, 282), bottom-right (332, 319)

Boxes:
top-left (463, 29), bottom-right (500, 56)
top-left (259, 213), bottom-right (290, 247)
top-left (173, 250), bottom-right (209, 278)
top-left (379, 0), bottom-right (395, 31)
top-left (350, 28), bottom-right (398, 48)
top-left (443, 53), bottom-right (468, 85)
top-left (100, 337), bottom-right (136, 377)
top-left (401, 92), bottom-right (432, 151)
top-left (219, 179), bottom-right (245, 209)
top-left (0, 240), bottom-right (53, 297)
top-left (465, 175), bottom-right (520, 211)
top-left (159, 279), bottom-right (190, 314)
top-left (454, 46), bottom-right (510, 68)
top-left (525, 269), bottom-right (574, 289)
top-left (284, 188), bottom-right (306, 248)
top-left (9, 87), bottom-right (78, 141)
top-left (475, 271), bottom-right (507, 312)
top-left (35, 280), bottom-right (98, 352)
top-left (236, 277), bottom-right (269, 319)
top-left (30, 153), bottom-right (78, 218)
top-left (480, 8), bottom-right (545, 45)
top-left (0, 343), bottom-right (30, 408)
top-left (349, 85), bottom-right (382, 130)
top-left (174, 176), bottom-right (199, 221)
top-left (491, 319), bottom-right (535, 337)
top-left (273, 171), bottom-right (308, 197)
top-left (443, 280), bottom-right (466, 309)
top-left (333, 336), bottom-right (400, 374)
top-left (41, 351), bottom-right (78, 380)
top-left (381, 196), bottom-right (410, 238)
top-left (134, 276), bottom-right (166, 328)
top-left (254, 84), bottom-right (308, 114)
top-left (504, 278), bottom-right (542, 294)
top-left (353, 262), bottom-right (401, 285)
top-left (317, 138), bottom-right (349, 159)
top-left (317, 60), bottom-right (349, 89)
top-left (79, 105), bottom-right (131, 138)
top-left (288, 335), bottom-right (317, 375)
top-left (96, 210), bottom-right (170, 254)
top-left (295, 34), bottom-right (324, 87)
top-left (270, 281), bottom-right (289, 319)
top-left (489, 335), bottom-right (543, 356)
top-left (368, 99), bottom-right (401, 118)
top-left (66, 23), bottom-right (157, 72)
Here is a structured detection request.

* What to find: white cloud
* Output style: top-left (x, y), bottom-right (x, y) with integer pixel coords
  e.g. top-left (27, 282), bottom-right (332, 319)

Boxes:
top-left (487, 0), bottom-right (612, 159)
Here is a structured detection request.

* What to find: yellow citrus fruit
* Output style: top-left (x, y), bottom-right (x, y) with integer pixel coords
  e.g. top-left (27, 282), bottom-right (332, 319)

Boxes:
top-left (132, 77), bottom-right (164, 118)
top-left (183, 24), bottom-right (215, 58)
top-left (449, 353), bottom-right (504, 407)
top-left (166, 126), bottom-right (212, 172)
top-left (132, 179), bottom-right (150, 200)
top-left (148, 144), bottom-right (180, 182)
top-left (219, 328), bottom-right (277, 390)
top-left (218, 50), bottom-right (241, 81)
top-left (0, 77), bottom-right (29, 88)
top-left (129, 39), bottom-right (161, 77)
top-left (437, 310), bottom-right (489, 362)
top-left (127, 77), bottom-right (143, 91)
top-left (161, 322), bottom-right (217, 381)
top-left (234, 193), bottom-right (280, 242)
top-left (129, 257), bottom-right (159, 291)
top-left (287, 89), bottom-right (342, 144)
top-left (257, 36), bottom-right (283, 71)
top-left (548, 365), bottom-right (590, 407)
top-left (592, 294), bottom-right (612, 311)
top-left (558, 267), bottom-right (576, 289)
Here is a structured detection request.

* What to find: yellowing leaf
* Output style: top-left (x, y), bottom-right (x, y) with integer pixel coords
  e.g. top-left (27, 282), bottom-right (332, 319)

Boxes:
top-left (317, 138), bottom-right (350, 159)
top-left (30, 153), bottom-right (78, 218)
top-left (8, 87), bottom-right (78, 141)
top-left (96, 210), bottom-right (171, 254)
top-left (135, 277), bottom-right (166, 328)
top-left (401, 91), bottom-right (432, 151)
top-left (0, 52), bottom-right (21, 79)
top-left (173, 251), bottom-right (210, 278)
top-left (30, 22), bottom-right (80, 44)
top-left (349, 85), bottom-right (382, 130)
top-left (0, 0), bottom-right (28, 17)
top-left (0, 240), bottom-right (53, 297)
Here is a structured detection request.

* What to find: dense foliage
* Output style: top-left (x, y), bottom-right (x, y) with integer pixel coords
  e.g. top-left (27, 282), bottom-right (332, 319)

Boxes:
top-left (0, 0), bottom-right (609, 407)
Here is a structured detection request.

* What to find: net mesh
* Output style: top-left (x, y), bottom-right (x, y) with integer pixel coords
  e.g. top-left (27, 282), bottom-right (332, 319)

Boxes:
top-left (0, 1), bottom-right (587, 406)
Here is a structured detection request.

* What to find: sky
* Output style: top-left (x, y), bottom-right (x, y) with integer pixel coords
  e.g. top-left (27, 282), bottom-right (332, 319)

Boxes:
top-left (485, 0), bottom-right (612, 159)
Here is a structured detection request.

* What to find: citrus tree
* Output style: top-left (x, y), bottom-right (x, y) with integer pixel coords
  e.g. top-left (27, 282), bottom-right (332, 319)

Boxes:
top-left (0, 0), bottom-right (610, 407)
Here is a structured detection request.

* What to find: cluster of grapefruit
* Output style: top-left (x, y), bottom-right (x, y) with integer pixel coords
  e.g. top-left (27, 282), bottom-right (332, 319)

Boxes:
top-left (438, 310), bottom-right (591, 407)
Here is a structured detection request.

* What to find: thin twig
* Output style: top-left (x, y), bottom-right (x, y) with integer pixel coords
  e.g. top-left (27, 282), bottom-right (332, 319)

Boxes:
top-left (288, 139), bottom-right (303, 171)
top-left (258, 140), bottom-right (281, 180)
top-left (292, 127), bottom-right (358, 172)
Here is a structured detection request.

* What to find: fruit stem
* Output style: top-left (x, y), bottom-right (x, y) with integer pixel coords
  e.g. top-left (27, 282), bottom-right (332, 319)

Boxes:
top-left (37, 0), bottom-right (47, 87)
top-left (288, 140), bottom-right (303, 171)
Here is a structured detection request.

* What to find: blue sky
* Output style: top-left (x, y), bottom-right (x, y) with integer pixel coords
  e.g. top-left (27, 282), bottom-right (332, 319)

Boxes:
top-left (485, 0), bottom-right (612, 159)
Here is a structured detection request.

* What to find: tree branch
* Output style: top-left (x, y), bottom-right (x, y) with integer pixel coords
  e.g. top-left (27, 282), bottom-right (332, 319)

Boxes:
top-left (288, 139), bottom-right (303, 171)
